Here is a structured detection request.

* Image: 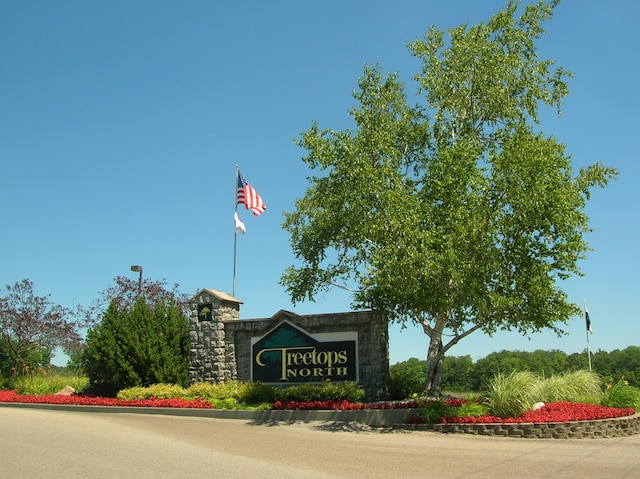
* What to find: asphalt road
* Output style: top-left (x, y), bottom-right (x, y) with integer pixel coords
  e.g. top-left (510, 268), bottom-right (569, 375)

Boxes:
top-left (1, 407), bottom-right (639, 478)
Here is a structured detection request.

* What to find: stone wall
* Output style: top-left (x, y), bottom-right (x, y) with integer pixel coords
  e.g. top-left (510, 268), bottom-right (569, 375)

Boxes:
top-left (188, 289), bottom-right (239, 384)
top-left (224, 310), bottom-right (389, 401)
top-left (188, 289), bottom-right (390, 401)
top-left (402, 413), bottom-right (640, 439)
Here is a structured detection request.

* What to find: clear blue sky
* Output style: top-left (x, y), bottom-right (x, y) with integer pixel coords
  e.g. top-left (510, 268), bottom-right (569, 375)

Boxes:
top-left (2, 1), bottom-right (638, 366)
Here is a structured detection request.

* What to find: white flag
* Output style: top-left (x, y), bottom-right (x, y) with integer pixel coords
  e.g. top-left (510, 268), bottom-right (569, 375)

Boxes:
top-left (234, 212), bottom-right (246, 235)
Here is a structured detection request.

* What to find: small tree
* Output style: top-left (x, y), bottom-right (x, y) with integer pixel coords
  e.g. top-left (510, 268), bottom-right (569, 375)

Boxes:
top-left (77, 275), bottom-right (190, 329)
top-left (84, 298), bottom-right (189, 396)
top-left (281, 1), bottom-right (617, 394)
top-left (0, 279), bottom-right (81, 376)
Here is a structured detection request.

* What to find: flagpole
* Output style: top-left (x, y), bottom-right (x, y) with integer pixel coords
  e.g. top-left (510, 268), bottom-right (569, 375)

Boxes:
top-left (233, 164), bottom-right (239, 297)
top-left (584, 300), bottom-right (592, 372)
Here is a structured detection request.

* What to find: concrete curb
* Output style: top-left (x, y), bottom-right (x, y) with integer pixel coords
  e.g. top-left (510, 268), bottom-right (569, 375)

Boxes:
top-left (0, 402), bottom-right (420, 427)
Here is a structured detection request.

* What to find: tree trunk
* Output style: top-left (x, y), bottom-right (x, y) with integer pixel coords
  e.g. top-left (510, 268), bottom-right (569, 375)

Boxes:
top-left (424, 314), bottom-right (446, 395)
top-left (425, 338), bottom-right (444, 395)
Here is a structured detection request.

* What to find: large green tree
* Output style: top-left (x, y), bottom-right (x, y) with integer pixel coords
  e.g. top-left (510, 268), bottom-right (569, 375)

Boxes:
top-left (281, 0), bottom-right (617, 393)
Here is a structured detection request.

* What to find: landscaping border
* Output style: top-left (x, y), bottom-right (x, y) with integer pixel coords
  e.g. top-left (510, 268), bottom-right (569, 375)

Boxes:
top-left (397, 413), bottom-right (640, 439)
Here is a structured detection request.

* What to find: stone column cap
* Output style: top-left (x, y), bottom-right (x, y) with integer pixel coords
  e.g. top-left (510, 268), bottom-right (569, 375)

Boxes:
top-left (191, 288), bottom-right (243, 305)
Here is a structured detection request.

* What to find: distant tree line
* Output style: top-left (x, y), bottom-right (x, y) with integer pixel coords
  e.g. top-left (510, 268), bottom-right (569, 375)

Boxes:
top-left (389, 347), bottom-right (640, 398)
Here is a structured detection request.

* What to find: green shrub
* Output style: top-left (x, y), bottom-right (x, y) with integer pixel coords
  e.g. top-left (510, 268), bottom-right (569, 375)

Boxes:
top-left (117, 381), bottom-right (365, 406)
top-left (185, 381), bottom-right (245, 401)
top-left (115, 382), bottom-right (275, 408)
top-left (420, 400), bottom-right (452, 423)
top-left (234, 381), bottom-right (277, 404)
top-left (456, 402), bottom-right (491, 418)
top-left (116, 386), bottom-right (148, 400)
top-left (117, 383), bottom-right (186, 400)
top-left (145, 383), bottom-right (186, 399)
top-left (459, 391), bottom-right (486, 403)
top-left (276, 382), bottom-right (365, 402)
top-left (601, 381), bottom-right (640, 410)
top-left (210, 397), bottom-right (239, 409)
top-left (188, 381), bottom-right (366, 406)
top-left (0, 375), bottom-right (14, 390)
top-left (319, 381), bottom-right (365, 402)
top-left (486, 371), bottom-right (537, 418)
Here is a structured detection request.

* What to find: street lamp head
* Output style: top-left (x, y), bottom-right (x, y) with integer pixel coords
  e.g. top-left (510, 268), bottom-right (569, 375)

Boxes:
top-left (130, 265), bottom-right (143, 297)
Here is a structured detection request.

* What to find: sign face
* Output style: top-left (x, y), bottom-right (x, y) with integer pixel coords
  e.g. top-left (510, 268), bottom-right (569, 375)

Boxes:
top-left (251, 321), bottom-right (358, 384)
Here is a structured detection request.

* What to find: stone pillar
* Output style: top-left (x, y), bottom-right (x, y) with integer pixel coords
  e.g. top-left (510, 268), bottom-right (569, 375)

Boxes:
top-left (188, 288), bottom-right (241, 384)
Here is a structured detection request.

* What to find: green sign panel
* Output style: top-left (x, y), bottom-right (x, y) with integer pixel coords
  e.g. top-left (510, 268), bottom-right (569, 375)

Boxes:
top-left (251, 321), bottom-right (358, 384)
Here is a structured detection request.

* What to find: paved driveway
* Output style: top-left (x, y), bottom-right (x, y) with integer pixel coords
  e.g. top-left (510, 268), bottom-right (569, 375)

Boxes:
top-left (1, 407), bottom-right (639, 478)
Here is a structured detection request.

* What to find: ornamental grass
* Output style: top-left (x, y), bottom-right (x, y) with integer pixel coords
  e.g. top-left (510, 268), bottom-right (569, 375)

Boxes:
top-left (486, 370), bottom-right (607, 418)
top-left (534, 370), bottom-right (602, 404)
top-left (486, 371), bottom-right (538, 418)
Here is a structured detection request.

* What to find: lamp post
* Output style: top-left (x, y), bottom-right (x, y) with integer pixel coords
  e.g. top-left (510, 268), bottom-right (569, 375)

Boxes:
top-left (130, 265), bottom-right (143, 297)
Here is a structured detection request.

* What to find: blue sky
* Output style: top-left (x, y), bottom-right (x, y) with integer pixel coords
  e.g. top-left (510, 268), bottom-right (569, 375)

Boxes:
top-left (2, 1), bottom-right (638, 367)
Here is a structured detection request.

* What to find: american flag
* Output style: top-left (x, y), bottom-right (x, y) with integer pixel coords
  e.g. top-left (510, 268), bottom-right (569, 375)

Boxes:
top-left (237, 171), bottom-right (266, 216)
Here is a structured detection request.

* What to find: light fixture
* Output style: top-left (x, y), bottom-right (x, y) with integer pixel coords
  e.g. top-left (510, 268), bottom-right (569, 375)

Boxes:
top-left (130, 265), bottom-right (143, 296)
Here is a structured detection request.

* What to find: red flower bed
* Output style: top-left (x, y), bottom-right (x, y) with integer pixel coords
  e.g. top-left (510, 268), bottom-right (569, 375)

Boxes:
top-left (2, 390), bottom-right (634, 423)
top-left (0, 390), bottom-right (212, 409)
top-left (407, 401), bottom-right (635, 424)
top-left (271, 398), bottom-right (635, 423)
top-left (272, 397), bottom-right (463, 411)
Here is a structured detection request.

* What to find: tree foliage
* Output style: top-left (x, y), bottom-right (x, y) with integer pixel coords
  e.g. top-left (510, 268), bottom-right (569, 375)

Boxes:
top-left (0, 279), bottom-right (81, 376)
top-left (77, 275), bottom-right (190, 329)
top-left (281, 0), bottom-right (617, 393)
top-left (389, 357), bottom-right (426, 399)
top-left (591, 346), bottom-right (640, 387)
top-left (83, 298), bottom-right (190, 396)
